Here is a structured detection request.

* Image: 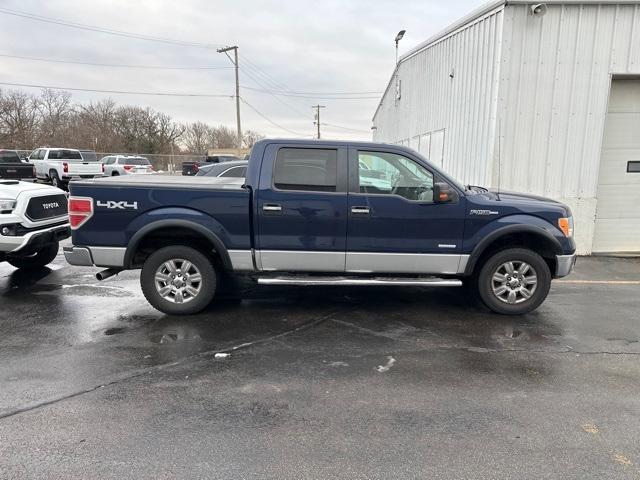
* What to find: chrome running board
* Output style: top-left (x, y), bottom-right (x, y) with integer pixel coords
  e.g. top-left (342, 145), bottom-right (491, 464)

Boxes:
top-left (257, 276), bottom-right (462, 287)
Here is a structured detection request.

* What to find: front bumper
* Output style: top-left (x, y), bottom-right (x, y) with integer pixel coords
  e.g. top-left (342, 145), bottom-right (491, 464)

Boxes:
top-left (63, 245), bottom-right (126, 268)
top-left (555, 253), bottom-right (577, 278)
top-left (0, 222), bottom-right (70, 253)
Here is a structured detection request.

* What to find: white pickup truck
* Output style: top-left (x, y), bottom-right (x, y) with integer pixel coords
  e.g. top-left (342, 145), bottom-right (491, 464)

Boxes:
top-left (28, 148), bottom-right (103, 190)
top-left (0, 179), bottom-right (70, 269)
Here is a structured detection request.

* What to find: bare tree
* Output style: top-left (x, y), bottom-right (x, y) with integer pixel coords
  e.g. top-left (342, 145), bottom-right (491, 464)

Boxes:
top-left (182, 121), bottom-right (211, 154)
top-left (209, 125), bottom-right (238, 149)
top-left (0, 87), bottom-right (259, 153)
top-left (39, 89), bottom-right (73, 146)
top-left (0, 89), bottom-right (41, 148)
top-left (243, 130), bottom-right (264, 148)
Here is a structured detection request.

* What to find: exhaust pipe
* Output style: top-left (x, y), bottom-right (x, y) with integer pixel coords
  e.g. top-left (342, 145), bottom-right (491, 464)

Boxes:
top-left (96, 268), bottom-right (121, 281)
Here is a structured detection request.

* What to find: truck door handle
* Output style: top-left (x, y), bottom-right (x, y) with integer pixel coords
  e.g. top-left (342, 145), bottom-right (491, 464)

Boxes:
top-left (262, 204), bottom-right (282, 212)
top-left (351, 206), bottom-right (370, 215)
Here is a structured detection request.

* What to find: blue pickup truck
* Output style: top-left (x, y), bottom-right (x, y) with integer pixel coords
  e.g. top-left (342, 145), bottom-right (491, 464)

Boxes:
top-left (64, 139), bottom-right (576, 315)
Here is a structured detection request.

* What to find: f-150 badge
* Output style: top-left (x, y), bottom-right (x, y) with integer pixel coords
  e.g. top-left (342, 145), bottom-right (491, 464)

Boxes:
top-left (470, 209), bottom-right (499, 215)
top-left (96, 200), bottom-right (138, 210)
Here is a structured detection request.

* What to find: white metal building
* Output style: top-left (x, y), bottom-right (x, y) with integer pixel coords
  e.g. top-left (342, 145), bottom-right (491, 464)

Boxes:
top-left (372, 0), bottom-right (640, 254)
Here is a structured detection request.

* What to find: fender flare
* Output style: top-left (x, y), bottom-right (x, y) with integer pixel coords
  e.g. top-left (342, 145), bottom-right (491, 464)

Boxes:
top-left (124, 219), bottom-right (232, 270)
top-left (464, 224), bottom-right (563, 276)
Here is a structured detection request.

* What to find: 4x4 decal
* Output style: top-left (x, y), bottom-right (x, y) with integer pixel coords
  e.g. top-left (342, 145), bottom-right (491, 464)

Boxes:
top-left (96, 200), bottom-right (138, 210)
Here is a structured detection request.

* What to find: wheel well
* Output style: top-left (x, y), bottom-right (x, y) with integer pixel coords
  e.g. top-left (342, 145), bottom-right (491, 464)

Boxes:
top-left (469, 232), bottom-right (559, 276)
top-left (129, 227), bottom-right (224, 269)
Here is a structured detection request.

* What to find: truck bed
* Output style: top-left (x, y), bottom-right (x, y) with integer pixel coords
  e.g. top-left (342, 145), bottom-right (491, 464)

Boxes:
top-left (73, 175), bottom-right (245, 189)
top-left (69, 175), bottom-right (251, 250)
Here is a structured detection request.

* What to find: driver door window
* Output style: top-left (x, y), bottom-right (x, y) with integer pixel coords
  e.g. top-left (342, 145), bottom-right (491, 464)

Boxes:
top-left (358, 151), bottom-right (433, 202)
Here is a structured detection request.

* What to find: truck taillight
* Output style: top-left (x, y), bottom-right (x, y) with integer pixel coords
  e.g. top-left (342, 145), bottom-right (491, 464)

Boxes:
top-left (63, 162), bottom-right (69, 173)
top-left (101, 163), bottom-right (105, 173)
top-left (193, 163), bottom-right (199, 172)
top-left (68, 196), bottom-right (93, 230)
top-left (123, 165), bottom-right (133, 171)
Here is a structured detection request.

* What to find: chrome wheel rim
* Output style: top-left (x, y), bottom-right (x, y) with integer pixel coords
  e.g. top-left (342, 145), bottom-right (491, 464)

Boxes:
top-left (491, 261), bottom-right (537, 304)
top-left (154, 259), bottom-right (202, 304)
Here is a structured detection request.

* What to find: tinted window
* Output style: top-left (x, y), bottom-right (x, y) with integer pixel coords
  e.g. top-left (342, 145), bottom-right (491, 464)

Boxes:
top-left (219, 166), bottom-right (246, 178)
top-left (358, 151), bottom-right (434, 202)
top-left (121, 157), bottom-right (150, 165)
top-left (627, 161), bottom-right (640, 173)
top-left (274, 148), bottom-right (337, 192)
top-left (29, 149), bottom-right (39, 160)
top-left (47, 149), bottom-right (82, 160)
top-left (0, 151), bottom-right (21, 163)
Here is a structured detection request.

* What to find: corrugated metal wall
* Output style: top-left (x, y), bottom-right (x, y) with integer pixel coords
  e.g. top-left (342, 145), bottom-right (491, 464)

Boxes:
top-left (373, 6), bottom-right (504, 186)
top-left (373, 2), bottom-right (640, 254)
top-left (497, 3), bottom-right (640, 252)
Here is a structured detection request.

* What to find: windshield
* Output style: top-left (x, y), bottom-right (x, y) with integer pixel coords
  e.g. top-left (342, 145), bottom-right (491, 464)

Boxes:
top-left (48, 149), bottom-right (83, 160)
top-left (0, 151), bottom-right (21, 163)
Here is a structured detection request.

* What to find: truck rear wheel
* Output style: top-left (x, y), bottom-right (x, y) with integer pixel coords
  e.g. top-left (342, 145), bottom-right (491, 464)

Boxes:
top-left (140, 245), bottom-right (217, 315)
top-left (7, 241), bottom-right (59, 270)
top-left (477, 248), bottom-right (551, 315)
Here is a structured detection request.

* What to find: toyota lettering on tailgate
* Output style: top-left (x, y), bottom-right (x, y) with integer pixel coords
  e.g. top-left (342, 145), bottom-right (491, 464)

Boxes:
top-left (96, 200), bottom-right (138, 210)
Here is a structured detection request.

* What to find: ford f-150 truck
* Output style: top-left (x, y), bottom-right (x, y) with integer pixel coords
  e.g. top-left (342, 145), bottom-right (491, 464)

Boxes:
top-left (64, 139), bottom-right (576, 315)
top-left (1, 179), bottom-right (70, 269)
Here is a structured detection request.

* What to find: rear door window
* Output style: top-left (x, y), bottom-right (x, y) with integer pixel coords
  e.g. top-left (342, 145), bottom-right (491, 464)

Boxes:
top-left (273, 148), bottom-right (338, 192)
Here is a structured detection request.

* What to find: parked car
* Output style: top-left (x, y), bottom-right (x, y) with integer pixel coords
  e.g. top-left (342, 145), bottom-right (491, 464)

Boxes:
top-left (0, 150), bottom-right (35, 181)
top-left (28, 147), bottom-right (103, 190)
top-left (101, 155), bottom-right (155, 176)
top-left (64, 139), bottom-right (576, 316)
top-left (0, 179), bottom-right (70, 269)
top-left (182, 155), bottom-right (242, 176)
top-left (196, 160), bottom-right (247, 178)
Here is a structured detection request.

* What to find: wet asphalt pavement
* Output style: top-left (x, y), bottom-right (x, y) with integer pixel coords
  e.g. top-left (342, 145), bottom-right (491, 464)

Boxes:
top-left (1, 241), bottom-right (639, 479)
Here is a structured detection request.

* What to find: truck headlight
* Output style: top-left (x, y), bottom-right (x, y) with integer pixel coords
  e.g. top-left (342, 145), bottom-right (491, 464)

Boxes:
top-left (0, 199), bottom-right (16, 213)
top-left (558, 217), bottom-right (574, 238)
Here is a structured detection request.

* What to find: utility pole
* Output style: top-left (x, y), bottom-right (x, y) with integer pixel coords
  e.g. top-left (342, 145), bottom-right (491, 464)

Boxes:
top-left (312, 104), bottom-right (325, 139)
top-left (217, 45), bottom-right (242, 152)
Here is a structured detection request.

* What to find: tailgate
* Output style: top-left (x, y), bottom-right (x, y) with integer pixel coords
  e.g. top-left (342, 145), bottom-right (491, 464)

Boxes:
top-left (0, 164), bottom-right (34, 179)
top-left (67, 162), bottom-right (102, 175)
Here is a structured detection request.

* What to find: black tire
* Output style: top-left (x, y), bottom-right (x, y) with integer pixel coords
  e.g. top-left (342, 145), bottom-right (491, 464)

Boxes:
top-left (7, 241), bottom-right (59, 269)
top-left (50, 171), bottom-right (65, 190)
top-left (140, 245), bottom-right (217, 315)
top-left (112, 171), bottom-right (119, 176)
top-left (477, 248), bottom-right (551, 315)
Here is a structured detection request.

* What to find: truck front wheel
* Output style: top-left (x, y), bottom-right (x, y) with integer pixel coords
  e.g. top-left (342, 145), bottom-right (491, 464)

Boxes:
top-left (140, 245), bottom-right (217, 315)
top-left (477, 248), bottom-right (551, 315)
top-left (7, 241), bottom-right (59, 269)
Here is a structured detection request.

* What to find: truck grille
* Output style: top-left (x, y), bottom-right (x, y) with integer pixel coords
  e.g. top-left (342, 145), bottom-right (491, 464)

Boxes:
top-left (25, 194), bottom-right (68, 221)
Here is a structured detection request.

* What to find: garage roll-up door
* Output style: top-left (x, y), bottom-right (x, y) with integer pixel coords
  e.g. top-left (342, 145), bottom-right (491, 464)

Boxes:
top-left (593, 79), bottom-right (640, 253)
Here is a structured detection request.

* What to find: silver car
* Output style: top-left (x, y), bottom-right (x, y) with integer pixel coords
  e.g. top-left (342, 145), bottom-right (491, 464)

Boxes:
top-left (101, 155), bottom-right (155, 176)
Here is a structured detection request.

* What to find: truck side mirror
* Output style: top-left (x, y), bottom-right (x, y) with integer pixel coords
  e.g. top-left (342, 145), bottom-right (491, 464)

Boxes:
top-left (433, 182), bottom-right (458, 204)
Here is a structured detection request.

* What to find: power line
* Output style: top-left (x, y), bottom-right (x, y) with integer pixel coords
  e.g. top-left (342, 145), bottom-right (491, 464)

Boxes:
top-left (322, 123), bottom-right (371, 134)
top-left (0, 53), bottom-right (234, 70)
top-left (241, 86), bottom-right (380, 99)
top-left (239, 97), bottom-right (310, 137)
top-left (240, 68), bottom-right (309, 118)
top-left (0, 81), bottom-right (234, 98)
top-left (0, 8), bottom-right (223, 49)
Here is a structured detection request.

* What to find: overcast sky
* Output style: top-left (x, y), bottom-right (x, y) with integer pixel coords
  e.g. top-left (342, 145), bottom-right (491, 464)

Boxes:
top-left (0, 0), bottom-right (485, 140)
